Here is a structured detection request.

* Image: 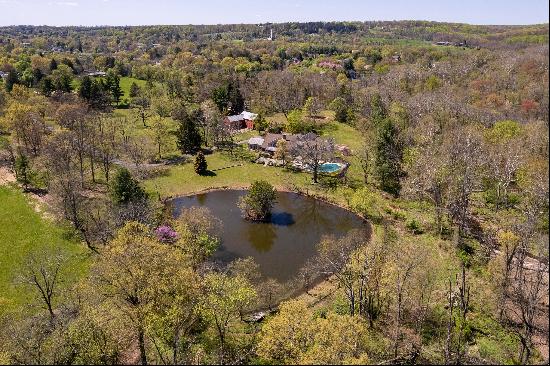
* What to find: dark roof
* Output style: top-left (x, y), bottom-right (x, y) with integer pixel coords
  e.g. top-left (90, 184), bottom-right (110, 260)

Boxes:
top-left (261, 133), bottom-right (283, 149)
top-left (260, 132), bottom-right (306, 150)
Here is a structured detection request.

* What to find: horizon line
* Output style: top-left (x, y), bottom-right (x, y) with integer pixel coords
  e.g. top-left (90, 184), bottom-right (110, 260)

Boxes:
top-left (1, 20), bottom-right (549, 28)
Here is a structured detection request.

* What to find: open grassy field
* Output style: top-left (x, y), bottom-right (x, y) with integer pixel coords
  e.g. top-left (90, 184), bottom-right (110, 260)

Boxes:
top-left (70, 76), bottom-right (147, 101)
top-left (119, 76), bottom-right (147, 99)
top-left (144, 150), bottom-right (315, 198)
top-left (0, 186), bottom-right (90, 316)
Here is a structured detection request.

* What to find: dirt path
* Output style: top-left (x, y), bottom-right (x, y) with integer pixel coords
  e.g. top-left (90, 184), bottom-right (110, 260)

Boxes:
top-left (0, 163), bottom-right (57, 220)
top-left (0, 166), bottom-right (16, 185)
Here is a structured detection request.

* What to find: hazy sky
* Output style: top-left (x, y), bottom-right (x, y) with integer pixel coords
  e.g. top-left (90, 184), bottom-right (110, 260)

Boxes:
top-left (0, 0), bottom-right (548, 26)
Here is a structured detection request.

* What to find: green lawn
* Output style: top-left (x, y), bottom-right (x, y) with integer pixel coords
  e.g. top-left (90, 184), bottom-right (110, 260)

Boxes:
top-left (143, 119), bottom-right (364, 202)
top-left (119, 76), bottom-right (147, 100)
top-left (0, 186), bottom-right (90, 316)
top-left (71, 76), bottom-right (146, 101)
top-left (144, 151), bottom-right (315, 198)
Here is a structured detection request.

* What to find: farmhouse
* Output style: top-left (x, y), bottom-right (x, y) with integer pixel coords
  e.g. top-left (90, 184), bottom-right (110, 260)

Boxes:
top-left (247, 132), bottom-right (300, 154)
top-left (224, 110), bottom-right (258, 130)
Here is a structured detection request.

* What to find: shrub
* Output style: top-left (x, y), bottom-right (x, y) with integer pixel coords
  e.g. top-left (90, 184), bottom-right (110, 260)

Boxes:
top-left (155, 225), bottom-right (178, 243)
top-left (406, 219), bottom-right (423, 234)
top-left (384, 207), bottom-right (406, 220)
top-left (350, 187), bottom-right (384, 222)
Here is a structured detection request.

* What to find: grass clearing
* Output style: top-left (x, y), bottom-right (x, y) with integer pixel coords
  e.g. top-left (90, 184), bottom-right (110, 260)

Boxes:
top-left (144, 150), bottom-right (314, 198)
top-left (0, 186), bottom-right (90, 316)
top-left (119, 76), bottom-right (147, 99)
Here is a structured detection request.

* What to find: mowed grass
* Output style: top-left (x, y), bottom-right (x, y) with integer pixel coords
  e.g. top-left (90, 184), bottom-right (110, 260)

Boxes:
top-left (71, 76), bottom-right (147, 101)
top-left (144, 151), bottom-right (314, 198)
top-left (120, 76), bottom-right (147, 99)
top-left (143, 119), bottom-right (364, 202)
top-left (0, 186), bottom-right (90, 316)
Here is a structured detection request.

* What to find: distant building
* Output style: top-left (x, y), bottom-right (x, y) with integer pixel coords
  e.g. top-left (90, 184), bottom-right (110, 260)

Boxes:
top-left (0, 71), bottom-right (8, 79)
top-left (86, 71), bottom-right (107, 77)
top-left (317, 60), bottom-right (343, 70)
top-left (224, 110), bottom-right (258, 130)
top-left (391, 54), bottom-right (401, 63)
top-left (435, 41), bottom-right (452, 46)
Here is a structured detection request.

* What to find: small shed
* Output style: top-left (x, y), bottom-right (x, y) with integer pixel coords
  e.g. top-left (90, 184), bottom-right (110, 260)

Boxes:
top-left (248, 137), bottom-right (264, 150)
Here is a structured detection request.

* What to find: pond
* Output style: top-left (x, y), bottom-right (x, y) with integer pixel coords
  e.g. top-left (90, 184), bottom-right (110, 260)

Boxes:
top-left (172, 190), bottom-right (369, 283)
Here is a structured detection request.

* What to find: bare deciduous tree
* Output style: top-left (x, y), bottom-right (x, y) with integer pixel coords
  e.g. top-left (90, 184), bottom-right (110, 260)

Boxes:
top-left (17, 251), bottom-right (66, 321)
top-left (291, 132), bottom-right (335, 183)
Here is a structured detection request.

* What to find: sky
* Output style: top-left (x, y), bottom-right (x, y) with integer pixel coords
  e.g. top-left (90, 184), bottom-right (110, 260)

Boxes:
top-left (0, 0), bottom-right (548, 27)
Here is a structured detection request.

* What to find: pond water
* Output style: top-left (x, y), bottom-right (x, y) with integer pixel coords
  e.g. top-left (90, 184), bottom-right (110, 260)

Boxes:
top-left (172, 190), bottom-right (369, 282)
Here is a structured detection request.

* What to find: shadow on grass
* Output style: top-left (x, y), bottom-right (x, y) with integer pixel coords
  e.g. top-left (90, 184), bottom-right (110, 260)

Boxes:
top-left (24, 187), bottom-right (48, 196)
top-left (200, 170), bottom-right (217, 177)
top-left (165, 156), bottom-right (190, 165)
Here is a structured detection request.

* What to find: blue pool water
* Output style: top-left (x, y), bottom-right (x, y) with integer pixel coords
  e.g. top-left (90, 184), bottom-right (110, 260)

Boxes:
top-left (319, 163), bottom-right (342, 173)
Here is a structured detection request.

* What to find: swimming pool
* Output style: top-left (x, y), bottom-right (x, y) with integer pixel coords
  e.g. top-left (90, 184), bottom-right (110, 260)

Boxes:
top-left (319, 162), bottom-right (343, 173)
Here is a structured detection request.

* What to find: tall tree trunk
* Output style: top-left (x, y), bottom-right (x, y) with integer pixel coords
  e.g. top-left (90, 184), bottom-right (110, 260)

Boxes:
top-left (78, 150), bottom-right (85, 188)
top-left (90, 155), bottom-right (96, 183)
top-left (313, 164), bottom-right (318, 183)
top-left (445, 279), bottom-right (453, 365)
top-left (138, 328), bottom-right (147, 365)
top-left (173, 326), bottom-right (180, 365)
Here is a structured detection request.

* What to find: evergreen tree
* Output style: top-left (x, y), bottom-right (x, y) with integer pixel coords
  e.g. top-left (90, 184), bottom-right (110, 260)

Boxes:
top-left (227, 81), bottom-right (244, 114)
top-left (370, 93), bottom-right (386, 126)
top-left (79, 76), bottom-right (111, 109)
top-left (374, 118), bottom-right (404, 196)
top-left (211, 84), bottom-right (229, 112)
top-left (211, 80), bottom-right (244, 114)
top-left (32, 68), bottom-right (43, 86)
top-left (194, 152), bottom-right (208, 175)
top-left (129, 82), bottom-right (141, 98)
top-left (111, 77), bottom-right (123, 105)
top-left (90, 79), bottom-right (111, 109)
top-left (14, 154), bottom-right (31, 190)
top-left (49, 58), bottom-right (58, 72)
top-left (5, 70), bottom-right (18, 92)
top-left (106, 73), bottom-right (123, 105)
top-left (329, 97), bottom-right (349, 124)
top-left (78, 75), bottom-right (93, 101)
top-left (39, 77), bottom-right (55, 96)
top-left (174, 107), bottom-right (202, 154)
top-left (110, 168), bottom-right (147, 205)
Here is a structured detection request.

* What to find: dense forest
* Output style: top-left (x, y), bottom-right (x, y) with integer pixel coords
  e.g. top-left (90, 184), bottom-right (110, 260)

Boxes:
top-left (0, 21), bottom-right (548, 365)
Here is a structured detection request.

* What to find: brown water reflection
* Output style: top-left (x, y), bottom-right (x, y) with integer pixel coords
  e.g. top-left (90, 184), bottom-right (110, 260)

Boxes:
top-left (172, 190), bottom-right (369, 282)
